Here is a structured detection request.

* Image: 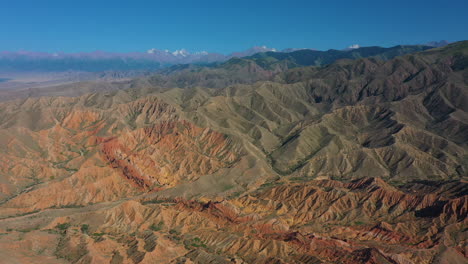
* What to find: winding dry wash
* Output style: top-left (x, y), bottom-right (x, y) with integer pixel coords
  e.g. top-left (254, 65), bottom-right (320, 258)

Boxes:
top-left (0, 34), bottom-right (467, 264)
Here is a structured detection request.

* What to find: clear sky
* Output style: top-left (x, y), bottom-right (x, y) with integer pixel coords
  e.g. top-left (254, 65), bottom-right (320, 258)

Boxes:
top-left (1, 0), bottom-right (467, 54)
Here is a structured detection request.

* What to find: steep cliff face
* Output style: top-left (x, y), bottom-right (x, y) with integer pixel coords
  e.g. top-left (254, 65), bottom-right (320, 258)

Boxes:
top-left (0, 42), bottom-right (466, 263)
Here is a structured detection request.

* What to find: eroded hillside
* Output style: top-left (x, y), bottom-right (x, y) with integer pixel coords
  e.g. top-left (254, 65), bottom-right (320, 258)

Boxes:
top-left (0, 42), bottom-right (466, 264)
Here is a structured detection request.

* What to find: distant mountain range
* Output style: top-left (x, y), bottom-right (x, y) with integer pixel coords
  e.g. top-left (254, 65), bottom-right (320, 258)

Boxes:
top-left (142, 44), bottom-right (436, 90)
top-left (0, 41), bottom-right (451, 73)
top-left (425, 40), bottom-right (451, 47)
top-left (0, 46), bottom-right (279, 72)
top-left (0, 41), bottom-right (450, 99)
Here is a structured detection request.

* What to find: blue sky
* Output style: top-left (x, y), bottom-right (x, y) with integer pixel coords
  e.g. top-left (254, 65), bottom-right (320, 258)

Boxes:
top-left (1, 0), bottom-right (467, 54)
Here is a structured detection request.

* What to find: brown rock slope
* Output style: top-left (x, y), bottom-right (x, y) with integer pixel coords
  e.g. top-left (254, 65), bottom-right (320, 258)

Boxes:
top-left (0, 42), bottom-right (466, 263)
top-left (0, 178), bottom-right (466, 263)
top-left (0, 95), bottom-right (242, 216)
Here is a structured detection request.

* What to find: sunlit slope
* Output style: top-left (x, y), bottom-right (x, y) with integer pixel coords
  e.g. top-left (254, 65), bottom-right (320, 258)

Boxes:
top-left (0, 41), bottom-right (466, 264)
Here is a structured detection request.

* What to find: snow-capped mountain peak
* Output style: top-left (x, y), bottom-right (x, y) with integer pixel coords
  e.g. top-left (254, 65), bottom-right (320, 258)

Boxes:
top-left (172, 49), bottom-right (190, 57)
top-left (147, 48), bottom-right (161, 54)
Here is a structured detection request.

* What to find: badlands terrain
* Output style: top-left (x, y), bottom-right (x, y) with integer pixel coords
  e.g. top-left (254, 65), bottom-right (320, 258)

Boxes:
top-left (0, 42), bottom-right (466, 263)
